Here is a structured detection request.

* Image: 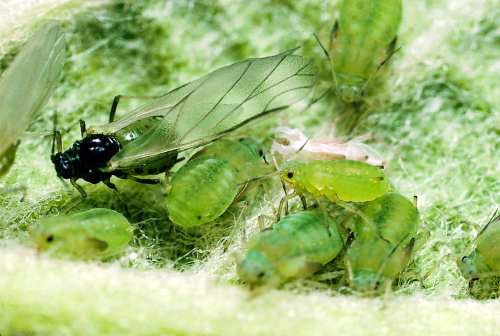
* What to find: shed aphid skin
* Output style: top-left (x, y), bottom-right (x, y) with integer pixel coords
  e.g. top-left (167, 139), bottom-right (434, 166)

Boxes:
top-left (278, 159), bottom-right (390, 241)
top-left (30, 208), bottom-right (132, 259)
top-left (166, 138), bottom-right (263, 227)
top-left (52, 48), bottom-right (317, 197)
top-left (345, 193), bottom-right (429, 296)
top-left (0, 21), bottom-right (65, 178)
top-left (237, 211), bottom-right (344, 290)
top-left (328, 0), bottom-right (402, 103)
top-left (456, 212), bottom-right (500, 299)
top-left (271, 126), bottom-right (386, 166)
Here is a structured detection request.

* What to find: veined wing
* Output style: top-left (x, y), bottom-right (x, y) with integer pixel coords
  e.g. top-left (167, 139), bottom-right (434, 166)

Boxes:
top-left (0, 21), bottom-right (65, 157)
top-left (105, 48), bottom-right (317, 171)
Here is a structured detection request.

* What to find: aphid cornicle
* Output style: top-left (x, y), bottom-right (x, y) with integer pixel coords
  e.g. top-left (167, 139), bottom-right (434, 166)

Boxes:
top-left (0, 21), bottom-right (65, 177)
top-left (329, 0), bottom-right (402, 103)
top-left (457, 213), bottom-right (500, 299)
top-left (345, 192), bottom-right (429, 295)
top-left (271, 126), bottom-right (386, 166)
top-left (30, 208), bottom-right (132, 258)
top-left (237, 211), bottom-right (343, 289)
top-left (166, 138), bottom-right (263, 227)
top-left (52, 48), bottom-right (317, 197)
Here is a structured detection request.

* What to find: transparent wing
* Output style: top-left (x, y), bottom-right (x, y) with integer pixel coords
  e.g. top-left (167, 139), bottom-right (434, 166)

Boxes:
top-left (0, 21), bottom-right (65, 157)
top-left (102, 48), bottom-right (316, 171)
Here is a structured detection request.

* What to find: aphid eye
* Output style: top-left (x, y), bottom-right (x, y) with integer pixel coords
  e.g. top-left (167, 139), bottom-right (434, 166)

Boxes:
top-left (257, 271), bottom-right (265, 278)
top-left (461, 256), bottom-right (467, 262)
top-left (259, 149), bottom-right (263, 157)
top-left (287, 172), bottom-right (294, 179)
top-left (46, 234), bottom-right (54, 242)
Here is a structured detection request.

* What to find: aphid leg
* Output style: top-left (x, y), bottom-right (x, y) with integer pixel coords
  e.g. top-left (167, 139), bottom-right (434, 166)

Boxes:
top-left (79, 120), bottom-right (86, 138)
top-left (358, 47), bottom-right (401, 98)
top-left (422, 254), bottom-right (452, 282)
top-left (0, 141), bottom-right (20, 178)
top-left (120, 174), bottom-right (161, 185)
top-left (260, 181), bottom-right (277, 217)
top-left (334, 198), bottom-right (389, 243)
top-left (108, 95), bottom-right (158, 123)
top-left (0, 185), bottom-right (27, 202)
top-left (103, 179), bottom-right (131, 217)
top-left (223, 201), bottom-right (248, 252)
top-left (313, 33), bottom-right (340, 95)
top-left (311, 270), bottom-right (345, 281)
top-left (277, 191), bottom-right (300, 221)
top-left (381, 279), bottom-right (393, 309)
top-left (70, 178), bottom-right (87, 198)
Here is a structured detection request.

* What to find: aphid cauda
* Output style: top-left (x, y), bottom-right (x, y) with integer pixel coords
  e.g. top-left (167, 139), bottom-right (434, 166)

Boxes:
top-left (237, 210), bottom-right (343, 289)
top-left (30, 208), bottom-right (132, 258)
top-left (52, 48), bottom-right (316, 197)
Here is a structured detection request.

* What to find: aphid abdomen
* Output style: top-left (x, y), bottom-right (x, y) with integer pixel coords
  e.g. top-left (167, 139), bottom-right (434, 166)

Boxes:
top-left (166, 157), bottom-right (239, 227)
top-left (334, 0), bottom-right (402, 79)
top-left (304, 160), bottom-right (389, 202)
top-left (274, 211), bottom-right (343, 265)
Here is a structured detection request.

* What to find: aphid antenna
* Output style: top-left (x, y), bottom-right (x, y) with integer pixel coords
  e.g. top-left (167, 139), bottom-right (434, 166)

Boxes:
top-left (272, 154), bottom-right (290, 216)
top-left (313, 33), bottom-right (340, 96)
top-left (372, 233), bottom-right (411, 292)
top-left (237, 171), bottom-right (281, 186)
top-left (223, 201), bottom-right (248, 252)
top-left (358, 47), bottom-right (402, 99)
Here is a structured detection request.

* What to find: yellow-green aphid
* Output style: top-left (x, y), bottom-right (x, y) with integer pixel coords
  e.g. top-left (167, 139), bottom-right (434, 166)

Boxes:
top-left (238, 211), bottom-right (343, 289)
top-left (30, 209), bottom-right (132, 258)
top-left (345, 192), bottom-right (428, 295)
top-left (0, 21), bottom-right (65, 177)
top-left (166, 139), bottom-right (262, 227)
top-left (330, 0), bottom-right (402, 103)
top-left (279, 160), bottom-right (389, 238)
top-left (458, 213), bottom-right (500, 298)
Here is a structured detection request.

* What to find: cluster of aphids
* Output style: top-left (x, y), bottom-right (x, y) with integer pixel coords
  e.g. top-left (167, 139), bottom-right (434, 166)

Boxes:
top-left (1, 1), bottom-right (498, 299)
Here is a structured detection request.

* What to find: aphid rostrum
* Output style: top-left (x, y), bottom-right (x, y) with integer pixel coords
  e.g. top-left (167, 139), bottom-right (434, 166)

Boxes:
top-left (0, 21), bottom-right (65, 177)
top-left (271, 126), bottom-right (386, 166)
top-left (166, 138), bottom-right (263, 227)
top-left (52, 48), bottom-right (317, 197)
top-left (457, 212), bottom-right (500, 299)
top-left (30, 208), bottom-right (132, 258)
top-left (237, 210), bottom-right (343, 289)
top-left (328, 0), bottom-right (402, 103)
top-left (345, 192), bottom-right (429, 295)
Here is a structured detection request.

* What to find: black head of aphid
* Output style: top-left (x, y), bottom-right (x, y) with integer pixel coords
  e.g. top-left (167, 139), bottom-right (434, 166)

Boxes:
top-left (52, 132), bottom-right (120, 187)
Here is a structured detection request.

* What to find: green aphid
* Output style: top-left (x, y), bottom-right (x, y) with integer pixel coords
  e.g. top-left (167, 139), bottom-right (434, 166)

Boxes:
top-left (238, 211), bottom-right (343, 289)
top-left (166, 138), bottom-right (262, 227)
top-left (30, 208), bottom-right (132, 258)
top-left (345, 192), bottom-right (429, 295)
top-left (0, 21), bottom-right (65, 177)
top-left (329, 0), bottom-right (402, 103)
top-left (279, 159), bottom-right (390, 240)
top-left (458, 213), bottom-right (500, 299)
